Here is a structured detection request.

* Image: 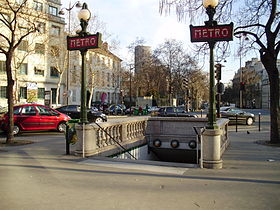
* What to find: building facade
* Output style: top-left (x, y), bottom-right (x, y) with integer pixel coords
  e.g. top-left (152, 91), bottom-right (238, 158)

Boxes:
top-left (0, 0), bottom-right (65, 107)
top-left (0, 1), bottom-right (122, 109)
top-left (68, 42), bottom-right (122, 106)
top-left (232, 58), bottom-right (280, 109)
top-left (134, 45), bottom-right (152, 74)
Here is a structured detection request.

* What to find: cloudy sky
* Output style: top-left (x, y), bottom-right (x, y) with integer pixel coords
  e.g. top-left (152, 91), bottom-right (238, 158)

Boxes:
top-left (61, 0), bottom-right (258, 83)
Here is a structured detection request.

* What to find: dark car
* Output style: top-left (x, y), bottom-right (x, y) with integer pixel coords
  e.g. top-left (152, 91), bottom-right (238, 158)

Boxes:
top-left (0, 104), bottom-right (71, 135)
top-left (55, 105), bottom-right (107, 123)
top-left (220, 107), bottom-right (255, 125)
top-left (156, 106), bottom-right (198, 117)
top-left (108, 104), bottom-right (126, 115)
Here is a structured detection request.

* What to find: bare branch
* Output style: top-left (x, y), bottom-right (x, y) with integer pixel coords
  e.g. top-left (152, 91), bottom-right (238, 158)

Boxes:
top-left (234, 30), bottom-right (267, 53)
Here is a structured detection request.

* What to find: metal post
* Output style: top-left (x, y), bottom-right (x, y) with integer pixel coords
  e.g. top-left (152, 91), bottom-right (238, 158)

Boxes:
top-left (239, 37), bottom-right (243, 109)
top-left (80, 49), bottom-right (88, 123)
top-left (129, 65), bottom-right (132, 115)
top-left (217, 93), bottom-right (221, 118)
top-left (65, 124), bottom-right (70, 155)
top-left (66, 2), bottom-right (71, 106)
top-left (235, 114), bottom-right (238, 132)
top-left (207, 41), bottom-right (217, 129)
top-left (78, 3), bottom-right (90, 124)
top-left (259, 113), bottom-right (261, 132)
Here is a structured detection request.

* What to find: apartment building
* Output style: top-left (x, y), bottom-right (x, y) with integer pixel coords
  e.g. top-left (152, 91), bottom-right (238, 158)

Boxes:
top-left (68, 42), bottom-right (122, 106)
top-left (0, 0), bottom-right (65, 107)
top-left (232, 58), bottom-right (280, 109)
top-left (0, 1), bottom-right (122, 108)
top-left (134, 45), bottom-right (152, 74)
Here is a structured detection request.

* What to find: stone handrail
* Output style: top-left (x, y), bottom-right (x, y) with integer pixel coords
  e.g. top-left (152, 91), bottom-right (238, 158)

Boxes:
top-left (75, 117), bottom-right (149, 157)
top-left (74, 116), bottom-right (230, 169)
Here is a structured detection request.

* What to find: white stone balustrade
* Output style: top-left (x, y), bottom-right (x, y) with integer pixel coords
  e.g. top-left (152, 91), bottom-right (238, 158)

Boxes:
top-left (75, 117), bottom-right (149, 157)
top-left (74, 116), bottom-right (229, 169)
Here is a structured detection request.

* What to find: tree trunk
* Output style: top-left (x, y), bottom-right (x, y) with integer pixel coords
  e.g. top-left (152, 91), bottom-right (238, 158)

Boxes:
top-left (261, 54), bottom-right (280, 144)
top-left (88, 84), bottom-right (94, 108)
top-left (5, 53), bottom-right (15, 143)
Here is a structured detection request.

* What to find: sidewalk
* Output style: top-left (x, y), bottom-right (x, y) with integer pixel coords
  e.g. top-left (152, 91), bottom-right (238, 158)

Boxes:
top-left (0, 129), bottom-right (279, 210)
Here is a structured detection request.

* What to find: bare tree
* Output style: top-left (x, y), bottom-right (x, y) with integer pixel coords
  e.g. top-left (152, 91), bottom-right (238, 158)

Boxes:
top-left (0, 0), bottom-right (45, 143)
top-left (160, 0), bottom-right (280, 144)
top-left (154, 39), bottom-right (204, 106)
top-left (48, 39), bottom-right (68, 106)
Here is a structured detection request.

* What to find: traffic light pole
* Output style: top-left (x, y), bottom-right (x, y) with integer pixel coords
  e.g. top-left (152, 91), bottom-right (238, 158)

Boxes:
top-left (215, 64), bottom-right (222, 118)
top-left (216, 81), bottom-right (221, 118)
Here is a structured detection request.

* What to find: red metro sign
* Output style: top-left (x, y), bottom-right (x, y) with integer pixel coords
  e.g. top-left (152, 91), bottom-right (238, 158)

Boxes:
top-left (190, 23), bottom-right (233, 42)
top-left (67, 33), bottom-right (102, 51)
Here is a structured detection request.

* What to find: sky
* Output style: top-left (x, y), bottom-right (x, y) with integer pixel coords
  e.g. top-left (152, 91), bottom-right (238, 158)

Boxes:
top-left (61, 0), bottom-right (259, 84)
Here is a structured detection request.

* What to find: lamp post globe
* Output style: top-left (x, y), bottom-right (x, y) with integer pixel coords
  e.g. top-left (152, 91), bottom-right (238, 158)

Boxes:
top-left (78, 7), bottom-right (91, 21)
top-left (203, 0), bottom-right (219, 8)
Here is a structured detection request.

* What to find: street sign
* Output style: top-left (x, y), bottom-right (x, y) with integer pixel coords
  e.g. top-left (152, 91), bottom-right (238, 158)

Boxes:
top-left (67, 32), bottom-right (102, 51)
top-left (190, 23), bottom-right (233, 42)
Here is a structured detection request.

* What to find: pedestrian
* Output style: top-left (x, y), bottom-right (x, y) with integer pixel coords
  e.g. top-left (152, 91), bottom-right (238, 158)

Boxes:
top-left (138, 106), bottom-right (143, 115)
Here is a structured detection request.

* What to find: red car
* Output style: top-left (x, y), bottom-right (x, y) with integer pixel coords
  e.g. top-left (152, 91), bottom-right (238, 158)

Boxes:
top-left (0, 104), bottom-right (71, 135)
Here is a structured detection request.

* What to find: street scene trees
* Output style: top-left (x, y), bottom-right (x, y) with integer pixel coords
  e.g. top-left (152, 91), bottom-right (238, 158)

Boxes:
top-left (0, 0), bottom-right (278, 145)
top-left (160, 0), bottom-right (280, 144)
top-left (121, 39), bottom-right (208, 108)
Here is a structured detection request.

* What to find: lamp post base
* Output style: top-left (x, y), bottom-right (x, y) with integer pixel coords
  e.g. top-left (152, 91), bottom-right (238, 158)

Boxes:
top-left (202, 128), bottom-right (223, 169)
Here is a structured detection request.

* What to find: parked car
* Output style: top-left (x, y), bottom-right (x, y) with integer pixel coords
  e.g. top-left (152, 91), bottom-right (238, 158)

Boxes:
top-left (220, 107), bottom-right (255, 125)
top-left (55, 105), bottom-right (107, 123)
top-left (155, 106), bottom-right (198, 117)
top-left (108, 104), bottom-right (126, 115)
top-left (125, 106), bottom-right (136, 115)
top-left (0, 104), bottom-right (71, 135)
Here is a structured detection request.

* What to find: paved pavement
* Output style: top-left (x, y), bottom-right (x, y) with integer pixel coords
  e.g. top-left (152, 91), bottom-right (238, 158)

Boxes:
top-left (0, 128), bottom-right (279, 210)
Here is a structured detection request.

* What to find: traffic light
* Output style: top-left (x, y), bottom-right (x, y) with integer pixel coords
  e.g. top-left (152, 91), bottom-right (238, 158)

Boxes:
top-left (182, 78), bottom-right (189, 90)
top-left (240, 82), bottom-right (245, 91)
top-left (215, 64), bottom-right (222, 80)
top-left (217, 82), bottom-right (224, 94)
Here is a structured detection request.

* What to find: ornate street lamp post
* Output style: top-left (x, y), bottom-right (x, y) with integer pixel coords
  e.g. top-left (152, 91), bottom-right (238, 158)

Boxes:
top-left (77, 3), bottom-right (91, 123)
top-left (203, 0), bottom-right (219, 129)
top-left (189, 0), bottom-right (233, 168)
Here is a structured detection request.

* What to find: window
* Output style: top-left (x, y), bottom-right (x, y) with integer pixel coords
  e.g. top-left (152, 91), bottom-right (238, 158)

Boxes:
top-left (33, 1), bottom-right (43, 11)
top-left (49, 6), bottom-right (58, 16)
top-left (72, 90), bottom-right (76, 102)
top-left (38, 88), bottom-right (45, 99)
top-left (21, 106), bottom-right (36, 116)
top-left (51, 88), bottom-right (60, 104)
top-left (50, 25), bottom-right (60, 36)
top-left (50, 66), bottom-right (59, 77)
top-left (36, 22), bottom-right (45, 33)
top-left (50, 46), bottom-right (59, 57)
top-left (34, 67), bottom-right (44, 76)
top-left (0, 61), bottom-right (6, 74)
top-left (37, 105), bottom-right (57, 116)
top-left (14, 107), bottom-right (21, 115)
top-left (18, 40), bottom-right (28, 51)
top-left (112, 73), bottom-right (115, 87)
top-left (0, 86), bottom-right (7, 98)
top-left (35, 43), bottom-right (45, 54)
top-left (107, 73), bottom-right (110, 87)
top-left (20, 87), bottom-right (27, 99)
top-left (19, 63), bottom-right (28, 75)
top-left (102, 72), bottom-right (105, 86)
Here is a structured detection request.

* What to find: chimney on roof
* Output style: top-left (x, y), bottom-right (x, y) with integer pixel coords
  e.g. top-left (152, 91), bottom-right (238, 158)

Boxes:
top-left (103, 42), bottom-right (108, 50)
